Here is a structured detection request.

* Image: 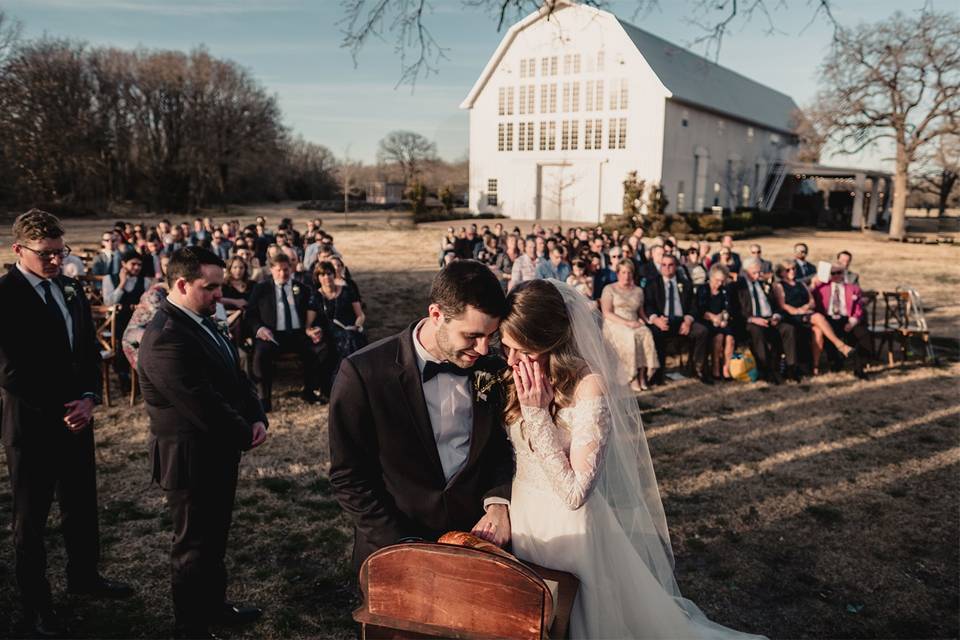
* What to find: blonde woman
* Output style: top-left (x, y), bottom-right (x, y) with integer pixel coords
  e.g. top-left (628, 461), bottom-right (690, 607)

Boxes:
top-left (600, 259), bottom-right (658, 391)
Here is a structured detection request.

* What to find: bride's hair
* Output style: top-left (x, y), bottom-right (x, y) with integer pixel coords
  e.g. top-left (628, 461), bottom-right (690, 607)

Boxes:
top-left (501, 280), bottom-right (587, 426)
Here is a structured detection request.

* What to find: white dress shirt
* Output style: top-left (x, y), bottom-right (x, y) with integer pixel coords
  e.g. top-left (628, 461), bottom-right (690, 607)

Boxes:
top-left (661, 277), bottom-right (684, 318)
top-left (412, 320), bottom-right (474, 483)
top-left (102, 275), bottom-right (153, 305)
top-left (828, 282), bottom-right (848, 319)
top-left (274, 280), bottom-right (301, 331)
top-left (748, 279), bottom-right (773, 318)
top-left (17, 263), bottom-right (74, 347)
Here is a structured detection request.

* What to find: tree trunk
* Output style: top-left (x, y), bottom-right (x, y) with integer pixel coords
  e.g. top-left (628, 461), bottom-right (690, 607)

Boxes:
top-left (888, 145), bottom-right (910, 240)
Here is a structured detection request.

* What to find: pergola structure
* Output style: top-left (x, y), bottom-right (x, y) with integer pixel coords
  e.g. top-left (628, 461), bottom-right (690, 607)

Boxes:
top-left (766, 161), bottom-right (893, 229)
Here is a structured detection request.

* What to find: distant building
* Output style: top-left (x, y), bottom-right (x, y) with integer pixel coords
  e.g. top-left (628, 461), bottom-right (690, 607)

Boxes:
top-left (366, 181), bottom-right (406, 204)
top-left (460, 0), bottom-right (802, 222)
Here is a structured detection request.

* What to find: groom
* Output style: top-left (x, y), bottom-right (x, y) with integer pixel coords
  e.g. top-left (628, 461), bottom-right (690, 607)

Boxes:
top-left (329, 260), bottom-right (513, 573)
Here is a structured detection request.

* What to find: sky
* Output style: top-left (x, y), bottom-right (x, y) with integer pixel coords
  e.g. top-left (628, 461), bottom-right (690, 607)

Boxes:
top-left (3, 0), bottom-right (945, 169)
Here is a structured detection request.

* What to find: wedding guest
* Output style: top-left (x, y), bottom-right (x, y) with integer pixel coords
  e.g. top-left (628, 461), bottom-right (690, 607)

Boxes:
top-left (304, 229), bottom-right (328, 272)
top-left (536, 246), bottom-right (571, 281)
top-left (837, 250), bottom-right (860, 284)
top-left (699, 241), bottom-right (712, 268)
top-left (736, 257), bottom-right (798, 384)
top-left (715, 247), bottom-right (739, 281)
top-left (209, 229), bottom-right (232, 261)
top-left (711, 235), bottom-right (741, 274)
top-left (1, 210), bottom-right (132, 637)
top-left (103, 251), bottom-right (153, 390)
top-left (749, 244), bottom-right (774, 281)
top-left (165, 226), bottom-right (187, 255)
top-left (644, 254), bottom-right (710, 383)
top-left (221, 257), bottom-right (255, 310)
top-left (508, 236), bottom-right (541, 291)
top-left (592, 246), bottom-right (621, 300)
top-left (811, 262), bottom-right (871, 379)
top-left (122, 278), bottom-right (169, 371)
top-left (794, 243), bottom-right (816, 283)
top-left (698, 265), bottom-right (737, 380)
top-left (61, 251), bottom-right (87, 278)
top-left (639, 244), bottom-right (664, 284)
top-left (315, 260), bottom-right (367, 363)
top-left (495, 234), bottom-right (520, 290)
top-left (330, 255), bottom-right (361, 302)
top-left (566, 258), bottom-right (594, 299)
top-left (600, 259), bottom-right (658, 392)
top-left (188, 218), bottom-right (209, 247)
top-left (246, 253), bottom-right (331, 410)
top-left (138, 247), bottom-right (266, 639)
top-left (91, 231), bottom-right (122, 276)
top-left (140, 237), bottom-right (166, 279)
top-left (476, 234), bottom-right (501, 267)
top-left (684, 246), bottom-right (707, 288)
top-left (773, 259), bottom-right (853, 376)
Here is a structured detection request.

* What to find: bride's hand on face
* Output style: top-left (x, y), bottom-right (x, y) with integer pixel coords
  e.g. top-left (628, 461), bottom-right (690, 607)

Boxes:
top-left (515, 359), bottom-right (554, 409)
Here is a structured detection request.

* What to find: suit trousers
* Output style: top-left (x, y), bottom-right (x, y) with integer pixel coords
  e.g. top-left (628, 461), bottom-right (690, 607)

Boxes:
top-left (165, 460), bottom-right (239, 631)
top-left (826, 317), bottom-right (873, 362)
top-left (649, 318), bottom-right (709, 373)
top-left (251, 330), bottom-right (328, 402)
top-left (745, 321), bottom-right (797, 373)
top-left (4, 427), bottom-right (100, 614)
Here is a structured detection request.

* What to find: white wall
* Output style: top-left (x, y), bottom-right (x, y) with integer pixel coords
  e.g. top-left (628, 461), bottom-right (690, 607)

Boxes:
top-left (466, 4), bottom-right (670, 222)
top-left (660, 101), bottom-right (798, 213)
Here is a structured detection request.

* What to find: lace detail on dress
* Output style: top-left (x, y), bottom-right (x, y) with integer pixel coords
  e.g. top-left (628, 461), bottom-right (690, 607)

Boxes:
top-left (514, 396), bottom-right (611, 510)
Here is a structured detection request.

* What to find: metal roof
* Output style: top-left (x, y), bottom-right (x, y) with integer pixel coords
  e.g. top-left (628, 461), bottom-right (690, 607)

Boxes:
top-left (617, 18), bottom-right (799, 134)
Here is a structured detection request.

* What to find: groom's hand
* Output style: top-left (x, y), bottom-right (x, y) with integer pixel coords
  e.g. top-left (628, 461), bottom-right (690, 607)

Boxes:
top-left (471, 504), bottom-right (511, 548)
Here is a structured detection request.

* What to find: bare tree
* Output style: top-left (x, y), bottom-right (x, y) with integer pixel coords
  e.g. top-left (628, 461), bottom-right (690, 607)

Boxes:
top-left (338, 145), bottom-right (363, 219)
top-left (791, 106), bottom-right (828, 164)
top-left (913, 133), bottom-right (960, 216)
top-left (376, 130), bottom-right (437, 186)
top-left (0, 10), bottom-right (22, 65)
top-left (815, 8), bottom-right (960, 239)
top-left (339, 0), bottom-right (837, 86)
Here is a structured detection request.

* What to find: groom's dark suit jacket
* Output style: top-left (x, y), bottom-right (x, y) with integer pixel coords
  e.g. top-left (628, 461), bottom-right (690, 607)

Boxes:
top-left (329, 321), bottom-right (514, 573)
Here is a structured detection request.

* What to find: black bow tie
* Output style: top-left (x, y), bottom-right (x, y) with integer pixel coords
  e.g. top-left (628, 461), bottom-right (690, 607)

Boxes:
top-left (422, 360), bottom-right (472, 383)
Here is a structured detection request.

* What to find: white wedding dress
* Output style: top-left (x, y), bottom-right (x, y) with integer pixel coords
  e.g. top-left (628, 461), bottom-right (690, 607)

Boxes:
top-left (509, 392), bottom-right (765, 640)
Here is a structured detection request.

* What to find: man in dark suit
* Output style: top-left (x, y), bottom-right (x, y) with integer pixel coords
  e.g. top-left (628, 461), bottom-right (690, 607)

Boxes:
top-left (644, 254), bottom-right (710, 383)
top-left (794, 242), bottom-right (817, 283)
top-left (711, 235), bottom-right (742, 275)
top-left (1, 209), bottom-right (132, 637)
top-left (736, 257), bottom-right (799, 384)
top-left (329, 260), bottom-right (514, 575)
top-left (246, 253), bottom-right (332, 411)
top-left (91, 230), bottom-right (122, 277)
top-left (138, 247), bottom-right (268, 639)
top-left (140, 237), bottom-right (166, 279)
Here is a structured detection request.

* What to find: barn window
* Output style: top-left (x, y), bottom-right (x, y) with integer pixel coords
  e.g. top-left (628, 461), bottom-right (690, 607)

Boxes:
top-left (584, 120), bottom-right (594, 150)
top-left (540, 85), bottom-right (549, 114)
top-left (573, 53), bottom-right (581, 74)
top-left (561, 121), bottom-right (570, 150)
top-left (593, 119), bottom-right (603, 149)
top-left (571, 82), bottom-right (580, 112)
top-left (498, 88), bottom-right (505, 116)
top-left (608, 119), bottom-right (617, 149)
top-left (585, 81), bottom-right (594, 112)
top-left (498, 124), bottom-right (505, 151)
top-left (595, 80), bottom-right (604, 110)
top-left (519, 86), bottom-right (527, 115)
top-left (548, 84), bottom-right (557, 113)
top-left (570, 120), bottom-right (579, 150)
top-left (506, 87), bottom-right (514, 115)
top-left (526, 84), bottom-right (535, 113)
top-left (505, 123), bottom-right (514, 151)
top-left (548, 121), bottom-right (557, 150)
top-left (518, 123), bottom-right (527, 151)
top-left (618, 118), bottom-right (627, 149)
top-left (487, 179), bottom-right (498, 206)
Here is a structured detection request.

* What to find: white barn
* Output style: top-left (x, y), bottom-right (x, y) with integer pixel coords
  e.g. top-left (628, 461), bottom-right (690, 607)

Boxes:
top-left (461, 0), bottom-right (802, 222)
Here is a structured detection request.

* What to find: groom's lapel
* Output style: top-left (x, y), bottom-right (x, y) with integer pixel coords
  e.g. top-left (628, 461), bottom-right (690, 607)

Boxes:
top-left (395, 326), bottom-right (446, 483)
top-left (462, 379), bottom-right (493, 476)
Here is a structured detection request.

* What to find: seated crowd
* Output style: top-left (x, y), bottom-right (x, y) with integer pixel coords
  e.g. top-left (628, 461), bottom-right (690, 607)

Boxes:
top-left (442, 223), bottom-right (871, 388)
top-left (73, 216), bottom-right (365, 410)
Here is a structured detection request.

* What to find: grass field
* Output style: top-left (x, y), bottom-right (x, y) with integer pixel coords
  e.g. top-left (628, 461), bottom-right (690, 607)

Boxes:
top-left (0, 208), bottom-right (957, 639)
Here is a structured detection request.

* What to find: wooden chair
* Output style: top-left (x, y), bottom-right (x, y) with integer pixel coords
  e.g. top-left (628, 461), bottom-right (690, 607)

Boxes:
top-left (875, 288), bottom-right (936, 366)
top-left (354, 542), bottom-right (579, 640)
top-left (91, 304), bottom-right (119, 407)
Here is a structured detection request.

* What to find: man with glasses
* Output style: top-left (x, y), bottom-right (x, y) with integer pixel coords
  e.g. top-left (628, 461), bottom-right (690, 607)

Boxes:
top-left (91, 231), bottom-right (122, 277)
top-left (735, 257), bottom-right (798, 384)
top-left (749, 244), bottom-right (773, 282)
top-left (0, 209), bottom-right (133, 637)
top-left (710, 235), bottom-right (742, 275)
top-left (811, 262), bottom-right (870, 379)
top-left (794, 243), bottom-right (816, 283)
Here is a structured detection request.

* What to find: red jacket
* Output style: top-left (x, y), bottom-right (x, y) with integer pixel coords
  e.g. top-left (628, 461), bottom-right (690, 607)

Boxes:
top-left (812, 281), bottom-right (864, 322)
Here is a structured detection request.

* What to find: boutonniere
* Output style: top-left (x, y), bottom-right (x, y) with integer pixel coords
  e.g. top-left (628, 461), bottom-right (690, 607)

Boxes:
top-left (215, 319), bottom-right (231, 338)
top-left (292, 283), bottom-right (301, 296)
top-left (472, 368), bottom-right (508, 403)
top-left (62, 283), bottom-right (78, 303)
top-left (677, 281), bottom-right (685, 293)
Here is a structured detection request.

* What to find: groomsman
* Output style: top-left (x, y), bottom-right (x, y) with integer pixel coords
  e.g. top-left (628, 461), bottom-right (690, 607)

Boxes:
top-left (0, 209), bottom-right (132, 638)
top-left (138, 247), bottom-right (268, 639)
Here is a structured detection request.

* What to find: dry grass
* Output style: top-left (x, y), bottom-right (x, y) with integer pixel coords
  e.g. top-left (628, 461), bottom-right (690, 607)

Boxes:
top-left (0, 209), bottom-right (957, 639)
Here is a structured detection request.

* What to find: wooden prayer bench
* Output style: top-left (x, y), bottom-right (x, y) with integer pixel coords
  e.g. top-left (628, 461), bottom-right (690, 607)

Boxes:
top-left (354, 542), bottom-right (579, 640)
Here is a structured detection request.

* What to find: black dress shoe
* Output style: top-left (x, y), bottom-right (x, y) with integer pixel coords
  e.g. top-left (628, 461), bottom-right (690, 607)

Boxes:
top-left (698, 372), bottom-right (715, 385)
top-left (67, 575), bottom-right (134, 598)
top-left (33, 610), bottom-right (65, 638)
top-left (217, 602), bottom-right (263, 626)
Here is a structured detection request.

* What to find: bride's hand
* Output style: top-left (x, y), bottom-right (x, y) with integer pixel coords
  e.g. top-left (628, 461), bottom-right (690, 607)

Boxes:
top-left (515, 360), bottom-right (554, 409)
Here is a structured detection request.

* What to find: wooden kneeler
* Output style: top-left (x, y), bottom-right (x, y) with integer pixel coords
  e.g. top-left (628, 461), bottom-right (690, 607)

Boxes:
top-left (353, 542), bottom-right (579, 639)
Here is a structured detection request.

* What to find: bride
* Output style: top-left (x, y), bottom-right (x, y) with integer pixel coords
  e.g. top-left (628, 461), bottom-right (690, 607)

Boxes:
top-left (494, 279), bottom-right (764, 639)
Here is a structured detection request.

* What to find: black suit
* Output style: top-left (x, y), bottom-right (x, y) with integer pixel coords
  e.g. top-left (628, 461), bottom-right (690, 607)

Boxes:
top-left (643, 276), bottom-right (709, 374)
top-left (245, 279), bottom-right (333, 407)
top-left (0, 266), bottom-right (103, 616)
top-left (138, 300), bottom-right (267, 633)
top-left (735, 278), bottom-right (797, 376)
top-left (329, 323), bottom-right (514, 575)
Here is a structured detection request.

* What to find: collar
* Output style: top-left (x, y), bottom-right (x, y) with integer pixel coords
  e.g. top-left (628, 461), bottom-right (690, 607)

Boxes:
top-left (16, 262), bottom-right (53, 290)
top-left (411, 318), bottom-right (442, 374)
top-left (273, 279), bottom-right (290, 289)
top-left (166, 297), bottom-right (210, 328)
top-left (662, 275), bottom-right (677, 286)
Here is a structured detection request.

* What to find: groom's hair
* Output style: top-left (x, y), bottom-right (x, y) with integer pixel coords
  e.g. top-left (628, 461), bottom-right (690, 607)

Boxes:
top-left (167, 246), bottom-right (225, 286)
top-left (431, 259), bottom-right (506, 320)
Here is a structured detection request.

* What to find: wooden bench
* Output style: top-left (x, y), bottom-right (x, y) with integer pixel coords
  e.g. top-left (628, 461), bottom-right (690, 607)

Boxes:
top-left (354, 542), bottom-right (579, 639)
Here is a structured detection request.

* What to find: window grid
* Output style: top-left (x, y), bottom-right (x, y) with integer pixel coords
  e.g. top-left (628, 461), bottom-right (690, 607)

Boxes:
top-left (585, 81), bottom-right (594, 112)
top-left (595, 80), bottom-right (604, 111)
top-left (597, 51), bottom-right (604, 72)
top-left (561, 121), bottom-right (570, 150)
top-left (618, 118), bottom-right (627, 149)
top-left (584, 120), bottom-right (594, 150)
top-left (571, 82), bottom-right (580, 112)
top-left (506, 87), bottom-right (514, 116)
top-left (518, 122), bottom-right (527, 151)
top-left (506, 122), bottom-right (514, 151)
top-left (540, 85), bottom-right (549, 114)
top-left (550, 56), bottom-right (558, 76)
top-left (570, 120), bottom-right (579, 150)
top-left (487, 179), bottom-right (498, 206)
top-left (539, 121), bottom-right (548, 151)
top-left (593, 119), bottom-right (602, 149)
top-left (519, 59), bottom-right (527, 78)
top-left (620, 79), bottom-right (628, 109)
top-left (541, 57), bottom-right (549, 76)
top-left (548, 121), bottom-right (556, 150)
top-left (527, 58), bottom-right (536, 77)
top-left (498, 87), bottom-right (505, 116)
top-left (562, 83), bottom-right (570, 112)
top-left (498, 123), bottom-right (505, 151)
top-left (526, 84), bottom-right (535, 114)
top-left (609, 118), bottom-right (617, 149)
top-left (548, 84), bottom-right (557, 113)
top-left (525, 121), bottom-right (534, 150)
top-left (573, 53), bottom-right (581, 74)
top-left (519, 86), bottom-right (527, 115)
top-left (563, 54), bottom-right (572, 75)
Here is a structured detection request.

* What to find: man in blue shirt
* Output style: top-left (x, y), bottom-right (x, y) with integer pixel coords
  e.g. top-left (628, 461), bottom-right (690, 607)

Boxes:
top-left (536, 246), bottom-right (571, 282)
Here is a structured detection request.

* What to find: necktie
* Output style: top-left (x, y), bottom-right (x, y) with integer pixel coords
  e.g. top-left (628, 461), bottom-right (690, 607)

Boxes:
top-left (422, 360), bottom-right (472, 383)
top-left (830, 284), bottom-right (841, 318)
top-left (752, 282), bottom-right (763, 317)
top-left (667, 280), bottom-right (677, 318)
top-left (40, 281), bottom-right (71, 347)
top-left (280, 283), bottom-right (293, 331)
top-left (201, 316), bottom-right (235, 365)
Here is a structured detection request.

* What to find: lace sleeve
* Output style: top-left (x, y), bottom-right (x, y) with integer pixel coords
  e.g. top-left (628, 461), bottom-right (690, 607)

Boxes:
top-left (519, 397), bottom-right (611, 510)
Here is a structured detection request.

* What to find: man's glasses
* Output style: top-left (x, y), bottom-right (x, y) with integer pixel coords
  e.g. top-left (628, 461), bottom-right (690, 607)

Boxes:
top-left (20, 245), bottom-right (72, 261)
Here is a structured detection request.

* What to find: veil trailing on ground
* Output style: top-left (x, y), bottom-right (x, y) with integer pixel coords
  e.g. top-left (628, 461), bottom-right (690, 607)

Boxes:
top-left (548, 279), bottom-right (681, 595)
